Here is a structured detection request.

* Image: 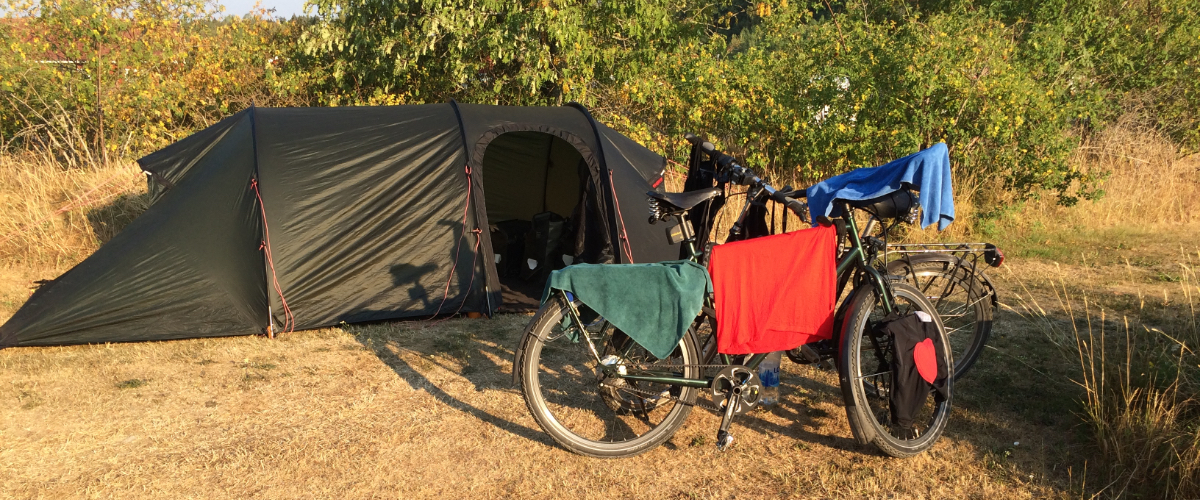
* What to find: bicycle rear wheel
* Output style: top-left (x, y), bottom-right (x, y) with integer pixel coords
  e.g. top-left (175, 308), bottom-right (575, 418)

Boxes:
top-left (839, 282), bottom-right (953, 458)
top-left (516, 295), bottom-right (700, 458)
top-left (887, 257), bottom-right (993, 379)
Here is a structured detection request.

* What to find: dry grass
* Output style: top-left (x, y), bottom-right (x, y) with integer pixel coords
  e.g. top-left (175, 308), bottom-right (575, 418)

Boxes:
top-left (1003, 240), bottom-right (1200, 497)
top-left (0, 313), bottom-right (1074, 498)
top-left (999, 119), bottom-right (1200, 233)
top-left (0, 154), bottom-right (145, 320)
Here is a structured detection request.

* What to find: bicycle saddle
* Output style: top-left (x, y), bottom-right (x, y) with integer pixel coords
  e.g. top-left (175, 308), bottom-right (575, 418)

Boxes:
top-left (647, 187), bottom-right (722, 211)
top-left (845, 188), bottom-right (918, 220)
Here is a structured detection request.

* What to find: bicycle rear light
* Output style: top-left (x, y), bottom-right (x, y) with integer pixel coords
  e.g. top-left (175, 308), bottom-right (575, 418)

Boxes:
top-left (984, 243), bottom-right (1005, 267)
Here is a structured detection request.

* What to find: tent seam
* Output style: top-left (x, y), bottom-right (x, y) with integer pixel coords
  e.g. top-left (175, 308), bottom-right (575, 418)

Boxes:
top-left (247, 106), bottom-right (292, 337)
top-left (448, 100), bottom-right (490, 316)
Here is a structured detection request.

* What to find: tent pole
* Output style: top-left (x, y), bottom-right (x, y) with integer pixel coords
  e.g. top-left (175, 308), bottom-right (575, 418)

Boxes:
top-left (565, 102), bottom-right (633, 263)
top-left (248, 105), bottom-right (275, 337)
top-left (448, 99), bottom-right (495, 316)
top-left (541, 135), bottom-right (553, 213)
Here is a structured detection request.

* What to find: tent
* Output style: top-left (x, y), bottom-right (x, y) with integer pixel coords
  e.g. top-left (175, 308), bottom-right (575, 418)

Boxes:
top-left (0, 103), bottom-right (678, 347)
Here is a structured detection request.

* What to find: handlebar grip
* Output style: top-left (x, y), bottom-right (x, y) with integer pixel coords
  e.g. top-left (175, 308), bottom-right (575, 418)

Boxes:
top-left (783, 197), bottom-right (807, 218)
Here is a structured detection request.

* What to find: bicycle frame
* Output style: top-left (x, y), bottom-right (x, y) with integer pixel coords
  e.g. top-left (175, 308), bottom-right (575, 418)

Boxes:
top-left (561, 202), bottom-right (895, 390)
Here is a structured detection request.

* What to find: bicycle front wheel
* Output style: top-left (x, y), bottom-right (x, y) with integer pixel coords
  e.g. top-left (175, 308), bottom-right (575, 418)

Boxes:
top-left (517, 295), bottom-right (700, 458)
top-left (839, 282), bottom-right (953, 458)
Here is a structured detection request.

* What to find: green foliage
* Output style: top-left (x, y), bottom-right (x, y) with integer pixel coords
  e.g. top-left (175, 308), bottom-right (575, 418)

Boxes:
top-left (299, 0), bottom-right (715, 106)
top-left (298, 0), bottom-right (1140, 204)
top-left (1018, 0), bottom-right (1200, 148)
top-left (606, 5), bottom-right (1085, 202)
top-left (0, 0), bottom-right (310, 163)
top-left (3, 0), bottom-right (1196, 208)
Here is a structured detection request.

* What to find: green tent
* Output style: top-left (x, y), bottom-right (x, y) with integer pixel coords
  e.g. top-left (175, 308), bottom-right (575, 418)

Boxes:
top-left (1, 103), bottom-right (677, 347)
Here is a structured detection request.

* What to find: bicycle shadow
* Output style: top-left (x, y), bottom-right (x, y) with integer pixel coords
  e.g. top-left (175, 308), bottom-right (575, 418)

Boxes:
top-left (347, 311), bottom-right (874, 453)
top-left (726, 368), bottom-right (871, 454)
top-left (345, 315), bottom-right (554, 446)
top-left (344, 306), bottom-right (1074, 468)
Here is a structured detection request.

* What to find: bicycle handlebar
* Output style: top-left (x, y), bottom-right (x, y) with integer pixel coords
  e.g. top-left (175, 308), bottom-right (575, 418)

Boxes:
top-left (686, 133), bottom-right (806, 219)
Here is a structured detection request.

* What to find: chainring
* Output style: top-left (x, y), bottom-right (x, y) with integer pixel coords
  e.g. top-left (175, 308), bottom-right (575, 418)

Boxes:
top-left (598, 376), bottom-right (673, 414)
top-left (710, 365), bottom-right (762, 415)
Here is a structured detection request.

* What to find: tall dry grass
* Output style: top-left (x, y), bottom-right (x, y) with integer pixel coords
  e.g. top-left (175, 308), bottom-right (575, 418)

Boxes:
top-left (992, 118), bottom-right (1200, 235)
top-left (1007, 255), bottom-right (1200, 497)
top-left (0, 154), bottom-right (145, 319)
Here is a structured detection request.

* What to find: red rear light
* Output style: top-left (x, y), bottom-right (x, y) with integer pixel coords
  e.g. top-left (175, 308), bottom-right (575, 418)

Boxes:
top-left (984, 244), bottom-right (1004, 267)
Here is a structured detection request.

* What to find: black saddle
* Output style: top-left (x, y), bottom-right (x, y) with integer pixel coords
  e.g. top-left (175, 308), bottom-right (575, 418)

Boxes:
top-left (845, 188), bottom-right (918, 220)
top-left (647, 187), bottom-right (722, 211)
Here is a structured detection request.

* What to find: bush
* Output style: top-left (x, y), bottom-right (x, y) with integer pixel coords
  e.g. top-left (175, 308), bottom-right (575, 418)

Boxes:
top-left (604, 5), bottom-right (1087, 204)
top-left (300, 1), bottom-right (1116, 205)
top-left (0, 0), bottom-right (310, 164)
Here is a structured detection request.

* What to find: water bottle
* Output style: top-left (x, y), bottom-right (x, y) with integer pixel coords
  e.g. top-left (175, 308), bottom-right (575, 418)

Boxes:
top-left (758, 351), bottom-right (782, 406)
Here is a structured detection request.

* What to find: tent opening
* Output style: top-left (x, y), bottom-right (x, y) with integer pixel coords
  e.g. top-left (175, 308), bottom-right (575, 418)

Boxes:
top-left (483, 131), bottom-right (585, 311)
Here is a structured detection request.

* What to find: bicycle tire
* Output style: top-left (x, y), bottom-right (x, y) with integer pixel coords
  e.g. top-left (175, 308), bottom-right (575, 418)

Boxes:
top-left (838, 282), bottom-right (953, 458)
top-left (517, 295), bottom-right (700, 458)
top-left (886, 257), bottom-right (993, 379)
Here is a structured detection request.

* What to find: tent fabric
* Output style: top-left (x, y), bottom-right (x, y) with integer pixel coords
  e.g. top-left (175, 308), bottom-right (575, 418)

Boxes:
top-left (0, 114), bottom-right (268, 346)
top-left (139, 111), bottom-right (247, 204)
top-left (0, 103), bottom-right (677, 348)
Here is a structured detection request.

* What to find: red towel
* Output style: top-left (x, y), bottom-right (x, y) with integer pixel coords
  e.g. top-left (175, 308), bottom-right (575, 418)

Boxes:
top-left (708, 226), bottom-right (837, 354)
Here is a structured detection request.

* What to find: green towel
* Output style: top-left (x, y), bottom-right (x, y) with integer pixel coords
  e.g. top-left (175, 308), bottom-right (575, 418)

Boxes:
top-left (542, 260), bottom-right (711, 359)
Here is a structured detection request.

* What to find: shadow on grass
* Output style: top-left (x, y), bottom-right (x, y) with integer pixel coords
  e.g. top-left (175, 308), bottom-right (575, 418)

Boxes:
top-left (345, 315), bottom-right (553, 446)
top-left (344, 301), bottom-right (1086, 485)
top-left (345, 313), bottom-right (873, 454)
top-left (86, 191), bottom-right (150, 244)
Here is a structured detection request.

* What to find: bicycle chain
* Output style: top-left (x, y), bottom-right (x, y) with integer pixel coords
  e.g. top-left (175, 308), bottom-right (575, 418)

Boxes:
top-left (601, 379), bottom-right (723, 412)
top-left (600, 362), bottom-right (750, 413)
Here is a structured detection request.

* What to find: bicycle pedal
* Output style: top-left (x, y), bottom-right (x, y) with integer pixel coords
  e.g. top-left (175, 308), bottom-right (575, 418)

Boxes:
top-left (716, 430), bottom-right (734, 451)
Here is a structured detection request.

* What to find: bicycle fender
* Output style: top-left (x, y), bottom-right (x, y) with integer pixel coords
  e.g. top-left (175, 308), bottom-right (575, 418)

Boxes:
top-left (885, 254), bottom-right (999, 313)
top-left (511, 312), bottom-right (545, 386)
top-left (976, 271), bottom-right (1000, 313)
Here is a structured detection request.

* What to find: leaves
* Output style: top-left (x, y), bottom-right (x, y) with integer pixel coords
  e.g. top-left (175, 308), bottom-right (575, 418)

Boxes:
top-left (0, 0), bottom-right (311, 161)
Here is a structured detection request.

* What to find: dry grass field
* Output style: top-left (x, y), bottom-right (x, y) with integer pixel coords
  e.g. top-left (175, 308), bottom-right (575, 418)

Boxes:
top-left (2, 124), bottom-right (1199, 498)
top-left (0, 302), bottom-right (1074, 499)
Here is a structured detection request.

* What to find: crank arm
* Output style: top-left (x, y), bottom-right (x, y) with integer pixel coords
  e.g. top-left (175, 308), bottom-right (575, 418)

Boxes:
top-left (715, 388), bottom-right (739, 451)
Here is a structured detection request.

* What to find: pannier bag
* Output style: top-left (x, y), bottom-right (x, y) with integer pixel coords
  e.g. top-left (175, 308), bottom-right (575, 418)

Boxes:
top-left (875, 311), bottom-right (950, 429)
top-left (491, 219), bottom-right (532, 278)
top-left (521, 211), bottom-right (568, 281)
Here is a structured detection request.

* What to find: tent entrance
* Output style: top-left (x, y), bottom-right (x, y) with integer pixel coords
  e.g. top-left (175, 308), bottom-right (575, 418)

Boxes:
top-left (482, 131), bottom-right (585, 311)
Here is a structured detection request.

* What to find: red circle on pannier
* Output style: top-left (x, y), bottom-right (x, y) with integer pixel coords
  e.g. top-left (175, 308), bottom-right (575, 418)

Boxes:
top-left (914, 338), bottom-right (937, 383)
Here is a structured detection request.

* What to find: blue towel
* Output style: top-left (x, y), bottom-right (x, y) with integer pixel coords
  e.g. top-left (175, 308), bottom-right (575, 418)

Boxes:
top-left (807, 143), bottom-right (954, 230)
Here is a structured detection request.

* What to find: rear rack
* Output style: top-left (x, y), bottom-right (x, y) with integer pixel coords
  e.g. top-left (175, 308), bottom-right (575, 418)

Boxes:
top-left (886, 242), bottom-right (1005, 268)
